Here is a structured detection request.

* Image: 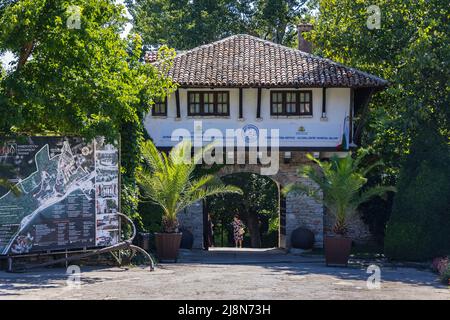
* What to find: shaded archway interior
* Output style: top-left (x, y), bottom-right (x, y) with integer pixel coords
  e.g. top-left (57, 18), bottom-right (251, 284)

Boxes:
top-left (203, 172), bottom-right (283, 249)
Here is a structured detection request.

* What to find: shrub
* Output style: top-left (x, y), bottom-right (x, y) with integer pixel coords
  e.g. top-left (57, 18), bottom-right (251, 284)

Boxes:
top-left (432, 257), bottom-right (450, 285)
top-left (385, 125), bottom-right (450, 261)
top-left (441, 267), bottom-right (450, 285)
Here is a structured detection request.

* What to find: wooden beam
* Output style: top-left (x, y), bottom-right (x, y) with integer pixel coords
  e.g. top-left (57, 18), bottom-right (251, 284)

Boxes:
top-left (353, 88), bottom-right (375, 145)
top-left (256, 88), bottom-right (262, 119)
top-left (349, 88), bottom-right (354, 145)
top-left (239, 88), bottom-right (243, 119)
top-left (322, 87), bottom-right (327, 117)
top-left (175, 89), bottom-right (181, 118)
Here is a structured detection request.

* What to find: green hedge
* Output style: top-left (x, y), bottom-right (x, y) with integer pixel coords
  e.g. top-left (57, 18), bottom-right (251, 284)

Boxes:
top-left (384, 126), bottom-right (450, 261)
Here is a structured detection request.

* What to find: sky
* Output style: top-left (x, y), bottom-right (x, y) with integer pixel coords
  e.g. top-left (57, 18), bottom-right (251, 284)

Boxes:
top-left (1, 0), bottom-right (132, 70)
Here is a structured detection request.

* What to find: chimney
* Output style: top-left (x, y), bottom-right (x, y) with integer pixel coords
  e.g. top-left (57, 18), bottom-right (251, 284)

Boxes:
top-left (297, 23), bottom-right (314, 53)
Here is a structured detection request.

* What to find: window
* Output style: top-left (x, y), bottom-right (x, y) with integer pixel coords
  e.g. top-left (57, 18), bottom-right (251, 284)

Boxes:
top-left (189, 93), bottom-right (201, 115)
top-left (188, 91), bottom-right (229, 116)
top-left (152, 98), bottom-right (167, 116)
top-left (270, 91), bottom-right (312, 116)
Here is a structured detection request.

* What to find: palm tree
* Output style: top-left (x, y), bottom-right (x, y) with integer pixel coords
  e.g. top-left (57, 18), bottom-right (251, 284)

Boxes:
top-left (284, 150), bottom-right (396, 236)
top-left (137, 139), bottom-right (242, 233)
top-left (0, 164), bottom-right (20, 196)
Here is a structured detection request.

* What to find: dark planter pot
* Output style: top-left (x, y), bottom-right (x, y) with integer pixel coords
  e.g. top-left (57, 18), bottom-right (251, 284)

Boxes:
top-left (155, 233), bottom-right (182, 262)
top-left (324, 236), bottom-right (352, 267)
top-left (291, 227), bottom-right (315, 250)
top-left (137, 232), bottom-right (151, 252)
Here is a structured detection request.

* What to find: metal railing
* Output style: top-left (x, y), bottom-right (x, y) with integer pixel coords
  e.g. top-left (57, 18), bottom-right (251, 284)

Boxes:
top-left (6, 212), bottom-right (156, 272)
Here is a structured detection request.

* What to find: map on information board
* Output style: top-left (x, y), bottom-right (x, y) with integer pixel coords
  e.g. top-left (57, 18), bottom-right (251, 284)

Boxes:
top-left (0, 137), bottom-right (120, 255)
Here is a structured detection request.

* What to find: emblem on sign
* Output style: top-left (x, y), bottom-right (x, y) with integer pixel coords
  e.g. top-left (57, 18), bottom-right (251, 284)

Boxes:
top-left (242, 124), bottom-right (259, 143)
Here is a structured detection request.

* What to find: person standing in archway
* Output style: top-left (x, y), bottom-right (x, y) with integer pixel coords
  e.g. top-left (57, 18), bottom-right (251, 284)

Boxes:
top-left (232, 214), bottom-right (245, 248)
top-left (207, 213), bottom-right (215, 248)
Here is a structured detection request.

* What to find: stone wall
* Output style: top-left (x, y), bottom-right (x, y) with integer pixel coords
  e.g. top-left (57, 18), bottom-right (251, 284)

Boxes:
top-left (178, 201), bottom-right (204, 249)
top-left (323, 208), bottom-right (374, 245)
top-left (178, 151), bottom-right (375, 249)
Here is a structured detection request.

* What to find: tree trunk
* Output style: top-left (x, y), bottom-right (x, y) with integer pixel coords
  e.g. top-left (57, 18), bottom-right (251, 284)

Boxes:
top-left (247, 212), bottom-right (261, 248)
top-left (17, 41), bottom-right (34, 71)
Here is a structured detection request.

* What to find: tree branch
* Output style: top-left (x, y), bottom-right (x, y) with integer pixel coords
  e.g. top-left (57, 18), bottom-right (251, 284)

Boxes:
top-left (17, 40), bottom-right (35, 71)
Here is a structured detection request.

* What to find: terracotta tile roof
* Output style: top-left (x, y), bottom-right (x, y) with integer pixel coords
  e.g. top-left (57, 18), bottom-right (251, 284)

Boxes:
top-left (153, 34), bottom-right (388, 89)
top-left (144, 51), bottom-right (159, 63)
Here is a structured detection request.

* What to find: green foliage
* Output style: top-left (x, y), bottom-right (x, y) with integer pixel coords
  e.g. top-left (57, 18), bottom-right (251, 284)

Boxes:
top-left (126, 0), bottom-right (312, 48)
top-left (384, 126), bottom-right (450, 261)
top-left (310, 0), bottom-right (450, 181)
top-left (0, 0), bottom-right (177, 220)
top-left (0, 0), bottom-right (175, 140)
top-left (207, 172), bottom-right (279, 247)
top-left (358, 193), bottom-right (394, 245)
top-left (0, 164), bottom-right (21, 196)
top-left (139, 199), bottom-right (163, 233)
top-left (441, 266), bottom-right (450, 285)
top-left (137, 140), bottom-right (242, 233)
top-left (284, 151), bottom-right (396, 235)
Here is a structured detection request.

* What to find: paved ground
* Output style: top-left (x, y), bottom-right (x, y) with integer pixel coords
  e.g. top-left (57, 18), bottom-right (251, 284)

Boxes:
top-left (0, 249), bottom-right (448, 300)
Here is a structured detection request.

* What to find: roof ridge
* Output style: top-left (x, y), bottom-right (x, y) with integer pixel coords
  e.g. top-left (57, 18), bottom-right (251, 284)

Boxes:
top-left (170, 34), bottom-right (243, 60)
top-left (235, 34), bottom-right (386, 83)
top-left (172, 34), bottom-right (386, 83)
top-left (155, 33), bottom-right (388, 88)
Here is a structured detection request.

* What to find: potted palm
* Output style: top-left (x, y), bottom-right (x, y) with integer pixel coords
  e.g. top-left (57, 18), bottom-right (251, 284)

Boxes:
top-left (284, 150), bottom-right (395, 266)
top-left (137, 139), bottom-right (242, 262)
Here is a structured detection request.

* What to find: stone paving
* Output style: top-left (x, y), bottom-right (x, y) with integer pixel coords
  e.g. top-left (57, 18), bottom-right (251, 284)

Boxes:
top-left (0, 249), bottom-right (448, 300)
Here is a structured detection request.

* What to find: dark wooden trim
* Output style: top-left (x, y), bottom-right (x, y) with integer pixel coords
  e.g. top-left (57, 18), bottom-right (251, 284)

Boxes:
top-left (187, 91), bottom-right (230, 116)
top-left (353, 88), bottom-right (375, 145)
top-left (239, 88), bottom-right (243, 119)
top-left (155, 146), bottom-right (343, 152)
top-left (177, 84), bottom-right (387, 89)
top-left (175, 89), bottom-right (181, 118)
top-left (270, 90), bottom-right (313, 116)
top-left (322, 87), bottom-right (327, 116)
top-left (257, 88), bottom-right (262, 118)
top-left (349, 88), bottom-right (354, 144)
top-left (151, 98), bottom-right (168, 116)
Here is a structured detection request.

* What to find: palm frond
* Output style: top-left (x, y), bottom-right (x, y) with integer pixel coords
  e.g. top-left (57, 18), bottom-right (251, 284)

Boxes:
top-left (0, 178), bottom-right (21, 196)
top-left (284, 182), bottom-right (323, 203)
top-left (137, 139), bottom-right (242, 231)
top-left (353, 185), bottom-right (397, 208)
top-left (283, 151), bottom-right (395, 236)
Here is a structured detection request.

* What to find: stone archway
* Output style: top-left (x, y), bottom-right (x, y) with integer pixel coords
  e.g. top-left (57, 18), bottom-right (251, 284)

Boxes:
top-left (178, 151), bottom-right (324, 250)
top-left (207, 171), bottom-right (281, 249)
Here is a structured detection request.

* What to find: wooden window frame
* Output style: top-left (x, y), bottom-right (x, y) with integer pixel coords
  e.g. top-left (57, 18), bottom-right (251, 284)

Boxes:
top-left (187, 91), bottom-right (230, 116)
top-left (270, 90), bottom-right (313, 116)
top-left (152, 98), bottom-right (168, 116)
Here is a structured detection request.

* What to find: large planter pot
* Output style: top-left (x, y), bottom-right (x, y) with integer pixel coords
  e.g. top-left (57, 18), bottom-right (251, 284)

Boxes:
top-left (324, 236), bottom-right (352, 267)
top-left (155, 233), bottom-right (182, 262)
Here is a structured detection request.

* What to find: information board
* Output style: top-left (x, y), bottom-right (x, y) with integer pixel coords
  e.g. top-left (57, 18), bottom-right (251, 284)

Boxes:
top-left (0, 137), bottom-right (120, 255)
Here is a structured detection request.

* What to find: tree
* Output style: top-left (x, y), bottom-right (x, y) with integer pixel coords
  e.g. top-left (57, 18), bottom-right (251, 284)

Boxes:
top-left (284, 151), bottom-right (395, 235)
top-left (137, 140), bottom-right (242, 233)
top-left (253, 0), bottom-right (310, 45)
top-left (310, 0), bottom-right (449, 246)
top-left (310, 0), bottom-right (449, 180)
top-left (0, 0), bottom-right (175, 140)
top-left (0, 0), bottom-right (177, 220)
top-left (207, 172), bottom-right (279, 248)
top-left (126, 0), bottom-right (312, 49)
top-left (384, 124), bottom-right (450, 261)
top-left (126, 0), bottom-right (242, 50)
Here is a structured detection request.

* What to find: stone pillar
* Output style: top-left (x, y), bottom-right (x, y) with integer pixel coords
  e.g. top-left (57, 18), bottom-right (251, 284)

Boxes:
top-left (177, 201), bottom-right (204, 249)
top-left (285, 178), bottom-right (324, 248)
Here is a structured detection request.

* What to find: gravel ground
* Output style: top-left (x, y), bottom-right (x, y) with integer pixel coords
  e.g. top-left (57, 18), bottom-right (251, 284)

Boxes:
top-left (0, 262), bottom-right (448, 300)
